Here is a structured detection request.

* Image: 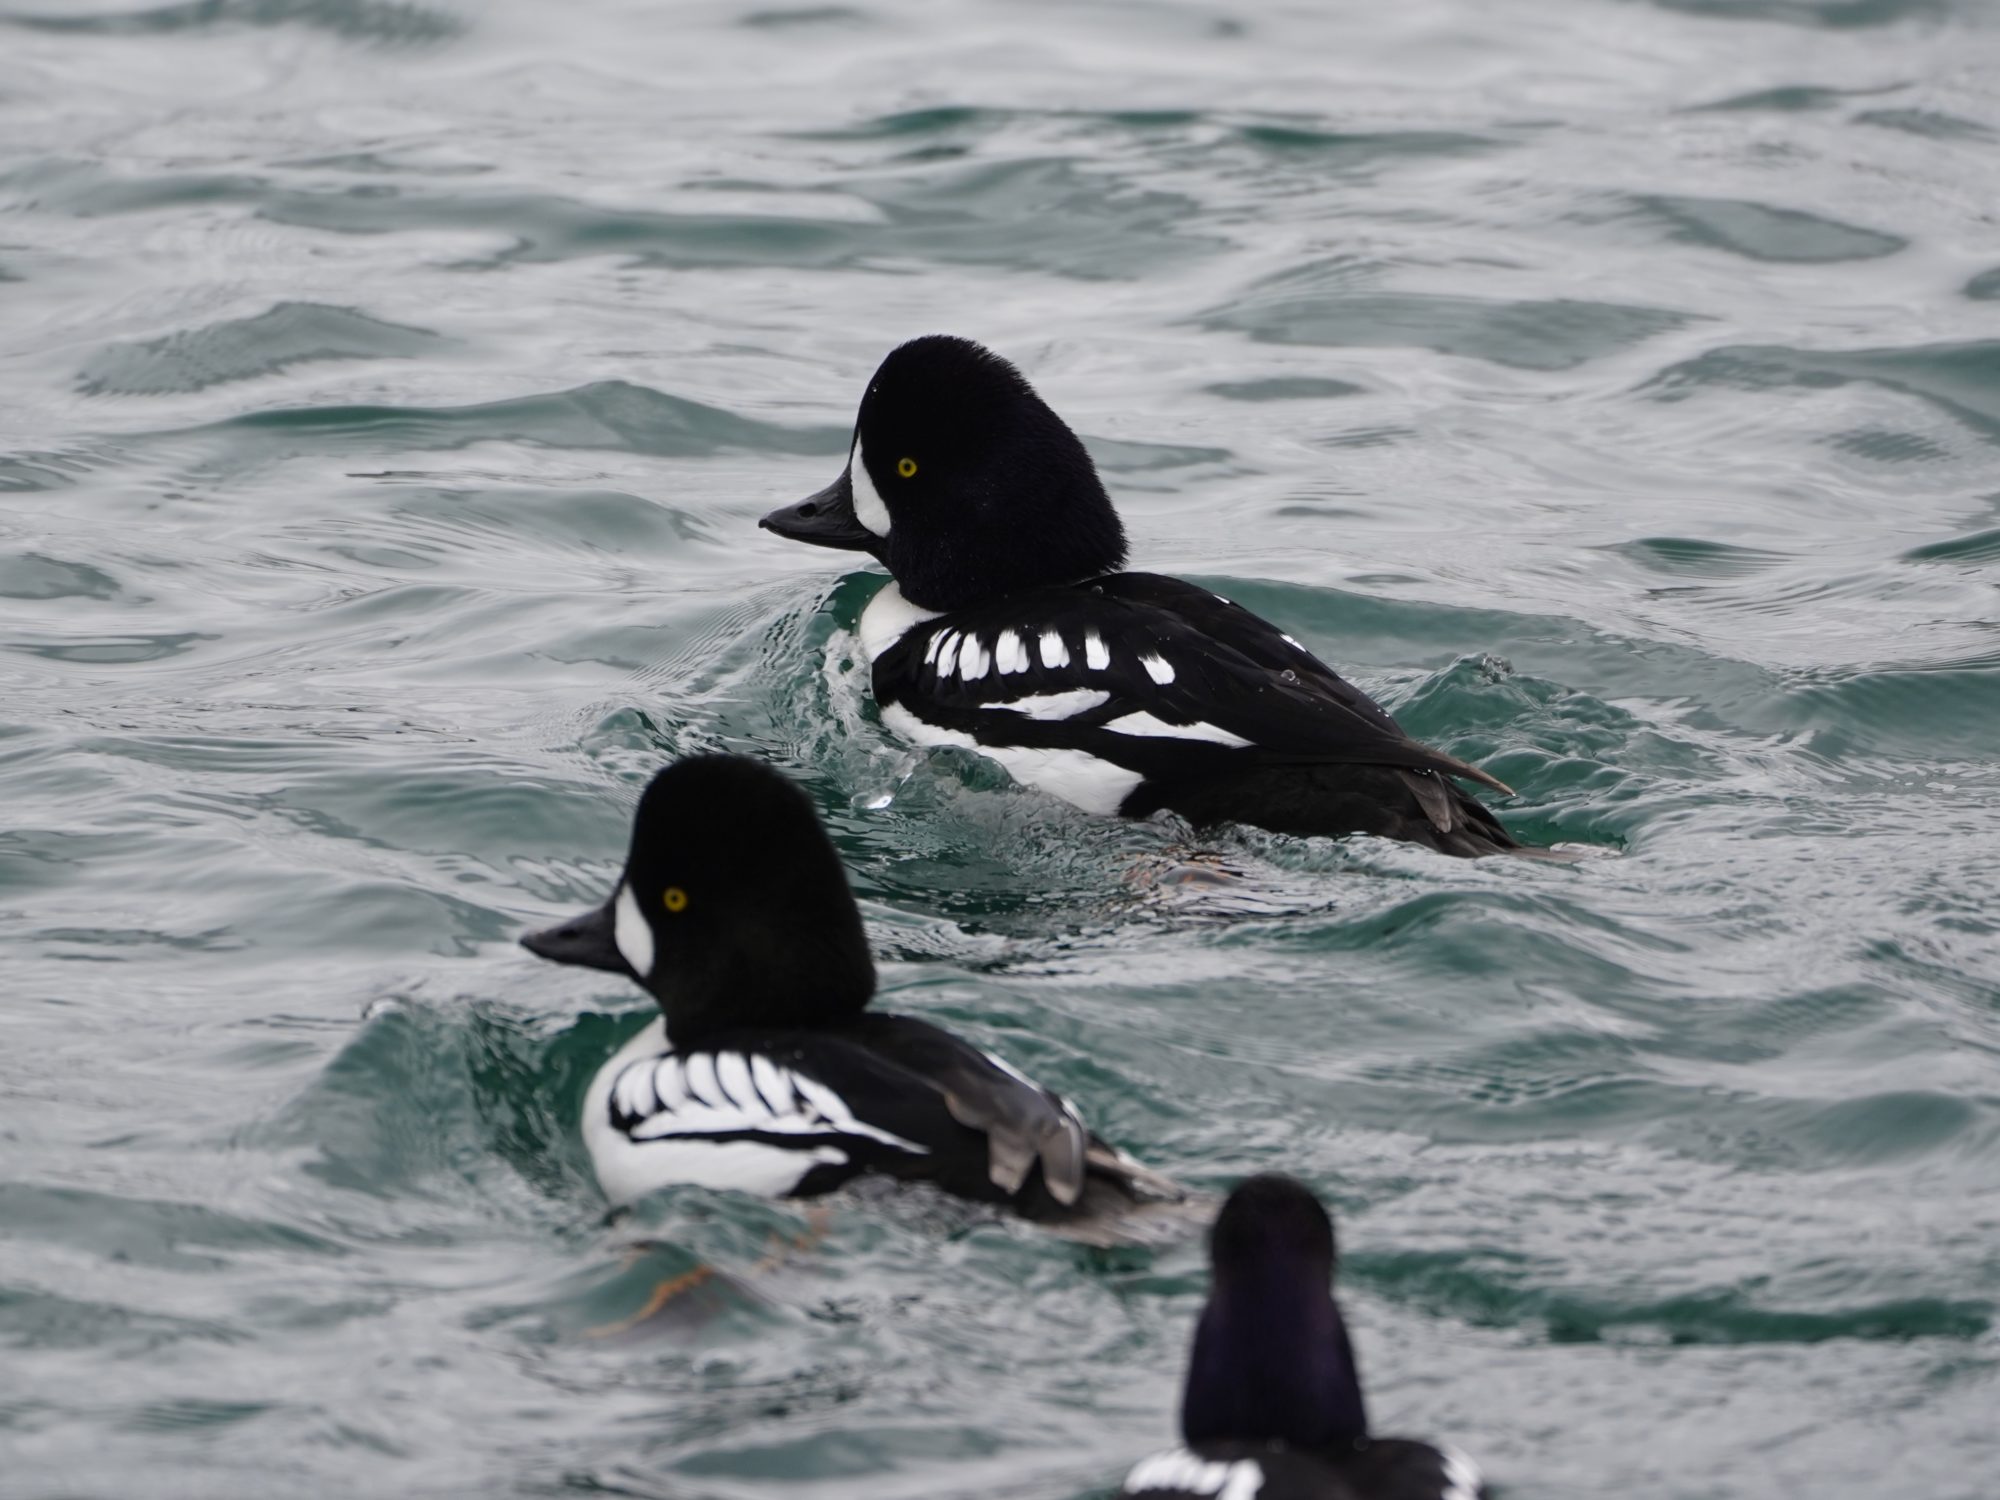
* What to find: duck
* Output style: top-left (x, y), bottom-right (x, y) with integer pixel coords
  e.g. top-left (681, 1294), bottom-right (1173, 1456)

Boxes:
top-left (759, 335), bottom-right (1541, 859)
top-left (1118, 1174), bottom-right (1485, 1500)
top-left (521, 753), bottom-right (1196, 1244)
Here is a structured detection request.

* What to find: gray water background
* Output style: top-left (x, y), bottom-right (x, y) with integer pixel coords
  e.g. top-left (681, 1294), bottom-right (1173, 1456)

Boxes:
top-left (3, 1), bottom-right (1999, 1496)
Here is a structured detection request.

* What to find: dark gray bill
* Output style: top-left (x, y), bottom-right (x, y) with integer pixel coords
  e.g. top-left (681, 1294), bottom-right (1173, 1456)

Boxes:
top-left (759, 471), bottom-right (879, 555)
top-left (521, 901), bottom-right (627, 974)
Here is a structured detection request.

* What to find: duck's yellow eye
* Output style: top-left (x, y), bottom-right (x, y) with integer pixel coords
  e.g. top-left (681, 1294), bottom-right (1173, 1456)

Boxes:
top-left (896, 456), bottom-right (918, 479)
top-left (663, 886), bottom-right (688, 913)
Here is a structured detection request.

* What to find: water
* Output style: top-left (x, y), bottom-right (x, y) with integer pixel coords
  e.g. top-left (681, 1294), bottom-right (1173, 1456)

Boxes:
top-left (3, 0), bottom-right (1998, 1494)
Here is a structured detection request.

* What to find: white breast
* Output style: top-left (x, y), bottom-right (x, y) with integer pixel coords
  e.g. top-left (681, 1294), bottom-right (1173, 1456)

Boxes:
top-left (858, 581), bottom-right (940, 663)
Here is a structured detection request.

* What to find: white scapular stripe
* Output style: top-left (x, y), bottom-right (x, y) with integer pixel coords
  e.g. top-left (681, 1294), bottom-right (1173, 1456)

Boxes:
top-left (959, 635), bottom-right (990, 680)
top-left (613, 884), bottom-right (654, 977)
top-left (1281, 633), bottom-right (1303, 649)
top-left (995, 630), bottom-right (1031, 674)
top-left (616, 1049), bottom-right (926, 1155)
top-left (849, 436), bottom-right (892, 537)
top-left (859, 582), bottom-right (940, 663)
top-left (1440, 1446), bottom-right (1483, 1500)
top-left (1105, 711), bottom-right (1250, 747)
top-left (1140, 653), bottom-right (1176, 685)
top-left (1084, 632), bottom-right (1110, 670)
top-left (1039, 630), bottom-right (1070, 668)
top-left (1122, 1448), bottom-right (1263, 1500)
top-left (978, 688), bottom-right (1110, 721)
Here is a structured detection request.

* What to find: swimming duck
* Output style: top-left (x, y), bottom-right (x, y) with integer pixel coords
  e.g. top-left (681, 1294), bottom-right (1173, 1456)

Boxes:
top-left (522, 754), bottom-right (1194, 1243)
top-left (760, 336), bottom-right (1534, 858)
top-left (1119, 1174), bottom-right (1484, 1499)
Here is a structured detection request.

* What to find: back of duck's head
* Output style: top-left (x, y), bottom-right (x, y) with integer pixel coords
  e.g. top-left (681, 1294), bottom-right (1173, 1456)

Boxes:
top-left (1209, 1172), bottom-right (1338, 1278)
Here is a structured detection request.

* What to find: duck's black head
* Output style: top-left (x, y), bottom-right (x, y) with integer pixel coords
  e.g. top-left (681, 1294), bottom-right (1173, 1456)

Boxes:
top-left (520, 756), bottom-right (875, 1046)
top-left (1181, 1174), bottom-right (1369, 1452)
top-left (759, 335), bottom-right (1128, 611)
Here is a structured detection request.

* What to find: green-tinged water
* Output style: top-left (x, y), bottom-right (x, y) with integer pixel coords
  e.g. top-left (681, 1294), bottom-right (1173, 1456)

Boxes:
top-left (3, 1), bottom-right (1998, 1495)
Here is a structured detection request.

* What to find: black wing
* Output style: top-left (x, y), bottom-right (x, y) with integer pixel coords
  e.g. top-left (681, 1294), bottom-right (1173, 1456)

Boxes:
top-left (873, 572), bottom-right (1510, 795)
top-left (720, 1016), bottom-right (1189, 1223)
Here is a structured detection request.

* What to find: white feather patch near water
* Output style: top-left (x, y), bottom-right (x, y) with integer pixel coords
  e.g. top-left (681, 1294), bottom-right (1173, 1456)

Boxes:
top-left (881, 703), bottom-right (1141, 814)
top-left (1121, 1448), bottom-right (1263, 1500)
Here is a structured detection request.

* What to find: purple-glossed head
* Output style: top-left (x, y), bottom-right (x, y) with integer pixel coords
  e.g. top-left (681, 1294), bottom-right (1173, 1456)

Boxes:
top-left (1180, 1173), bottom-right (1369, 1451)
top-left (520, 756), bottom-right (875, 1047)
top-left (760, 336), bottom-right (1128, 611)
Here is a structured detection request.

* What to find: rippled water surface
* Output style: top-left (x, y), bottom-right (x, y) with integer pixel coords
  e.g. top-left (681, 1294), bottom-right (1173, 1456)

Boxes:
top-left (5, 1), bottom-right (1999, 1495)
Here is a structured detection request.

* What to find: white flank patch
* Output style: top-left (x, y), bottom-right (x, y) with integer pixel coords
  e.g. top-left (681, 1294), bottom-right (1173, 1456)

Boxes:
top-left (849, 436), bottom-right (891, 537)
top-left (1038, 630), bottom-right (1069, 668)
top-left (936, 632), bottom-right (961, 678)
top-left (1212, 592), bottom-right (1231, 605)
top-left (1281, 634), bottom-right (1302, 649)
top-left (958, 635), bottom-right (990, 680)
top-left (995, 629), bottom-right (1030, 674)
top-left (1105, 711), bottom-right (1250, 747)
top-left (1440, 1445), bottom-right (1483, 1500)
top-left (978, 688), bottom-right (1109, 721)
top-left (1084, 632), bottom-right (1110, 670)
top-left (978, 744), bottom-right (1142, 815)
top-left (581, 1018), bottom-right (927, 1204)
top-left (1122, 1448), bottom-right (1263, 1500)
top-left (881, 704), bottom-right (1141, 815)
top-left (613, 884), bottom-right (654, 978)
top-left (1140, 653), bottom-right (1176, 685)
top-left (859, 582), bottom-right (940, 663)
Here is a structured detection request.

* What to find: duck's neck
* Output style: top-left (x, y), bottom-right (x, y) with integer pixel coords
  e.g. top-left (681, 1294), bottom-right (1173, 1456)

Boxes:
top-left (1180, 1278), bottom-right (1368, 1452)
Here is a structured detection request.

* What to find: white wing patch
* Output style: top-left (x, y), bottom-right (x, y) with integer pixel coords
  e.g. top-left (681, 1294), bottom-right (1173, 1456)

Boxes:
top-left (1140, 653), bottom-right (1176, 685)
top-left (1039, 630), bottom-right (1070, 668)
top-left (1105, 711), bottom-right (1250, 747)
top-left (936, 632), bottom-right (961, 678)
top-left (1122, 1448), bottom-right (1263, 1500)
top-left (1084, 632), bottom-right (1110, 670)
top-left (612, 1048), bottom-right (927, 1155)
top-left (978, 688), bottom-right (1110, 721)
top-left (958, 635), bottom-right (991, 680)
